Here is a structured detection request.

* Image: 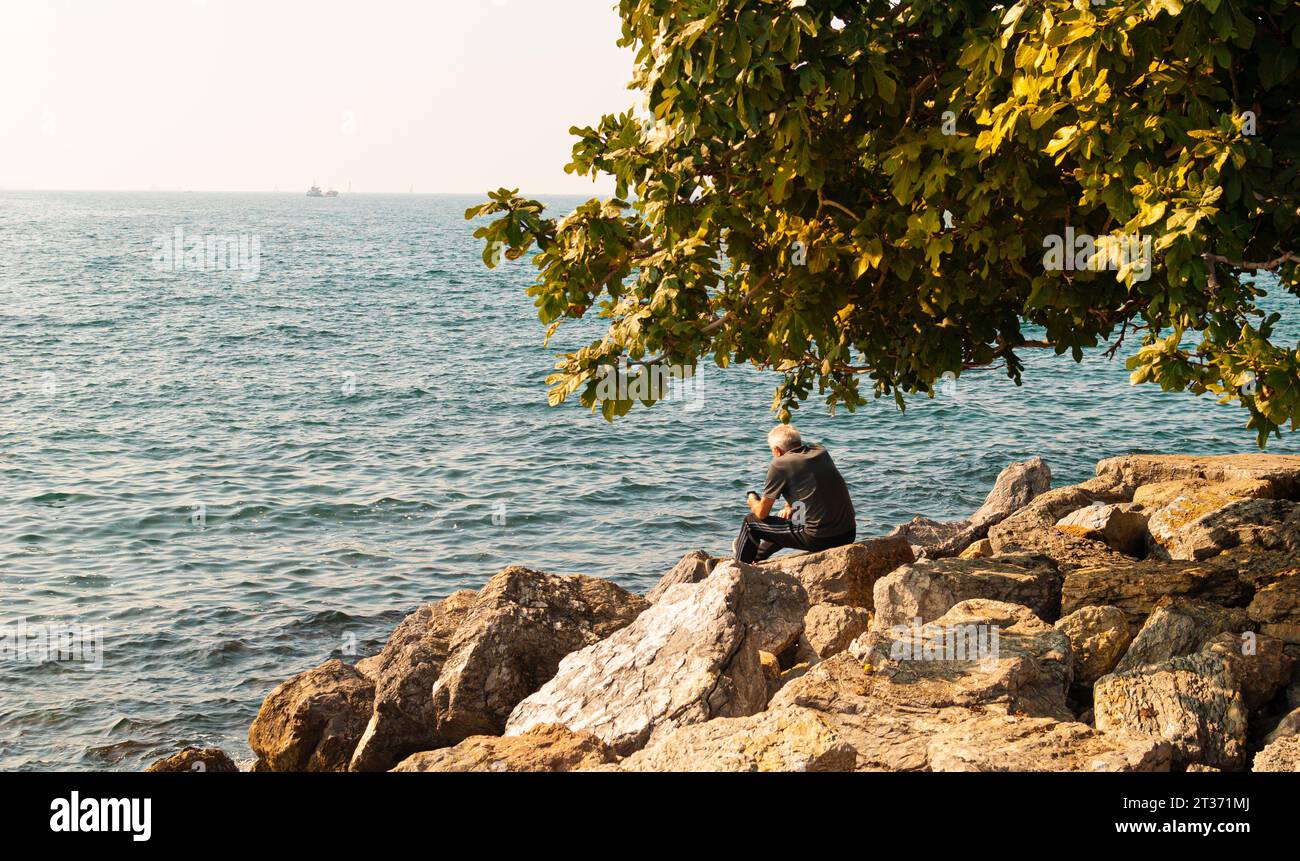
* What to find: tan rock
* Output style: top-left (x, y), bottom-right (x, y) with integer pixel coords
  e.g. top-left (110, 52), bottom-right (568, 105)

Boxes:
top-left (1202, 631), bottom-right (1295, 711)
top-left (1055, 502), bottom-right (1149, 556)
top-left (390, 724), bottom-right (617, 772)
top-left (1060, 558), bottom-right (1249, 627)
top-left (249, 659), bottom-right (375, 772)
top-left (1148, 497), bottom-right (1298, 561)
top-left (988, 480), bottom-right (1133, 569)
top-left (759, 650), bottom-right (782, 699)
top-left (872, 554), bottom-right (1062, 630)
top-left (504, 562), bottom-right (773, 754)
top-left (145, 746), bottom-right (239, 773)
top-left (849, 599), bottom-right (1074, 720)
top-left (427, 567), bottom-right (647, 744)
top-left (1248, 569), bottom-right (1300, 644)
top-left (771, 654), bottom-right (1167, 771)
top-left (616, 706), bottom-right (856, 772)
top-left (1263, 706), bottom-right (1300, 745)
top-left (1095, 453), bottom-right (1300, 499)
top-left (759, 538), bottom-right (913, 608)
top-left (348, 590), bottom-right (478, 771)
top-left (1054, 605), bottom-right (1133, 686)
top-left (646, 550), bottom-right (717, 603)
top-left (925, 714), bottom-right (1173, 772)
top-left (1253, 735), bottom-right (1300, 771)
top-left (960, 538), bottom-right (995, 559)
top-left (1094, 652), bottom-right (1248, 770)
top-left (801, 603), bottom-right (871, 659)
top-left (1115, 597), bottom-right (1251, 673)
top-left (1133, 477), bottom-right (1276, 511)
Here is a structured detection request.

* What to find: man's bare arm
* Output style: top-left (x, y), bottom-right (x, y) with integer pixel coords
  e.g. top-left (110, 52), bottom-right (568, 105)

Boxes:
top-left (748, 493), bottom-right (776, 519)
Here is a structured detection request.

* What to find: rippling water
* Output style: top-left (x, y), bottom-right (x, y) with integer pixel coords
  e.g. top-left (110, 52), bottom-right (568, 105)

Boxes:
top-left (1, 190), bottom-right (1296, 771)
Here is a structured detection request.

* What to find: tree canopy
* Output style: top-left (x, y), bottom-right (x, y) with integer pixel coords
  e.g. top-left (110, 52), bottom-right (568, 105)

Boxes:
top-left (467, 0), bottom-right (1300, 445)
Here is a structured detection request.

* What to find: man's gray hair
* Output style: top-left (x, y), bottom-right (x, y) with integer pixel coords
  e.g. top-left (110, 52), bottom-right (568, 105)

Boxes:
top-left (767, 424), bottom-right (802, 452)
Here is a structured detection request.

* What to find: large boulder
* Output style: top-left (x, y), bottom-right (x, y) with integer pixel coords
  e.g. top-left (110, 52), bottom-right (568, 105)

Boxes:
top-left (925, 713), bottom-right (1173, 773)
top-left (1114, 597), bottom-right (1251, 673)
top-left (1095, 453), bottom-right (1300, 499)
top-left (1202, 631), bottom-right (1295, 711)
top-left (771, 652), bottom-right (1167, 772)
top-left (248, 659), bottom-right (375, 772)
top-left (1060, 558), bottom-right (1250, 626)
top-left (348, 590), bottom-right (478, 771)
top-left (615, 706), bottom-right (856, 772)
top-left (645, 550), bottom-right (717, 603)
top-left (872, 554), bottom-right (1062, 630)
top-left (970, 456), bottom-right (1054, 527)
top-left (145, 747), bottom-right (239, 773)
top-left (850, 599), bottom-right (1074, 720)
top-left (504, 562), bottom-right (788, 754)
top-left (887, 516), bottom-right (973, 559)
top-left (987, 479), bottom-right (1134, 569)
top-left (1055, 502), bottom-right (1149, 557)
top-left (1094, 652), bottom-right (1248, 770)
top-left (1148, 497), bottom-right (1299, 562)
top-left (1253, 735), bottom-right (1300, 771)
top-left (426, 567), bottom-right (647, 744)
top-left (1054, 605), bottom-right (1133, 686)
top-left (1248, 569), bottom-right (1300, 644)
top-left (390, 724), bottom-right (617, 772)
top-left (800, 603), bottom-right (871, 659)
top-left (1133, 477), bottom-right (1277, 511)
top-left (759, 538), bottom-right (913, 609)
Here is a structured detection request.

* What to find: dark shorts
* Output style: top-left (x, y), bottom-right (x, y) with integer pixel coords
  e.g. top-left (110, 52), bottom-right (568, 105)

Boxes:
top-left (733, 513), bottom-right (856, 564)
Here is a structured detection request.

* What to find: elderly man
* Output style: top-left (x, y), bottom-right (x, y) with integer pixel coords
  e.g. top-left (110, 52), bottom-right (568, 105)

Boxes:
top-left (732, 424), bottom-right (857, 563)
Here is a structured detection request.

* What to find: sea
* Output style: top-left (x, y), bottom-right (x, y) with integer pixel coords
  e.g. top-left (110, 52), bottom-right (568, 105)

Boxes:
top-left (1, 190), bottom-right (1296, 770)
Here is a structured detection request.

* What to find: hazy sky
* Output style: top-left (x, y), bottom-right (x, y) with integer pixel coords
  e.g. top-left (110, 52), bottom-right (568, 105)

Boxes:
top-left (1, 0), bottom-right (633, 193)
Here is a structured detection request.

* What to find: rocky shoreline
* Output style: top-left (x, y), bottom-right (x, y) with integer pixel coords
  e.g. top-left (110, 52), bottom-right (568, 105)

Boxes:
top-left (150, 453), bottom-right (1300, 773)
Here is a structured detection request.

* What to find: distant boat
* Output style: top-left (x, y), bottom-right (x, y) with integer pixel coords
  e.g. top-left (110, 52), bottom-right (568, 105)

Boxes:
top-left (307, 184), bottom-right (323, 197)
top-left (324, 188), bottom-right (339, 198)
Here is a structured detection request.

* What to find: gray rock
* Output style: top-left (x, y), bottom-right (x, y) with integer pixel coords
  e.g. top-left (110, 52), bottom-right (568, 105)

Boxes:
top-left (427, 567), bottom-right (647, 744)
top-left (504, 561), bottom-right (775, 754)
top-left (1115, 597), bottom-right (1250, 673)
top-left (872, 553), bottom-right (1062, 630)
top-left (1094, 652), bottom-right (1248, 770)
top-left (1054, 604), bottom-right (1133, 686)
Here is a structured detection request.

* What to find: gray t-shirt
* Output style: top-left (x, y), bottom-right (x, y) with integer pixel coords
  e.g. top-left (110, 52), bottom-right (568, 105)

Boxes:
top-left (761, 443), bottom-right (856, 537)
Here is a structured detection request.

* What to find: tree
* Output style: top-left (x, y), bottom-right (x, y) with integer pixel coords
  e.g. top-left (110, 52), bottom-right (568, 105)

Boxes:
top-left (467, 0), bottom-right (1300, 445)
